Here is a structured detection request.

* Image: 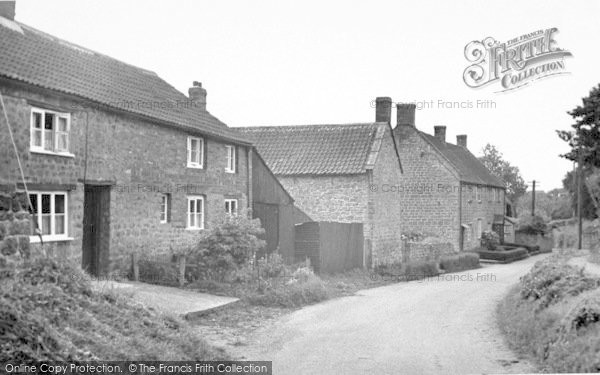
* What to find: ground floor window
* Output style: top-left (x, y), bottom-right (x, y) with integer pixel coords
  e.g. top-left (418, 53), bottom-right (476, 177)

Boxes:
top-left (225, 198), bottom-right (238, 216)
top-left (29, 191), bottom-right (68, 240)
top-left (187, 196), bottom-right (204, 229)
top-left (160, 193), bottom-right (170, 223)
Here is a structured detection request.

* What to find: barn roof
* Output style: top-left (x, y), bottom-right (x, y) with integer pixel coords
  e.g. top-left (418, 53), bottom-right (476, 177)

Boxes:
top-left (419, 132), bottom-right (505, 188)
top-left (237, 123), bottom-right (387, 175)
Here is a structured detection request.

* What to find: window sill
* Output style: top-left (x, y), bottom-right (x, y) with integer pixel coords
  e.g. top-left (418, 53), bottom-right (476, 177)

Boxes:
top-left (186, 227), bottom-right (204, 231)
top-left (30, 149), bottom-right (75, 158)
top-left (186, 163), bottom-right (204, 169)
top-left (224, 170), bottom-right (236, 174)
top-left (29, 235), bottom-right (74, 243)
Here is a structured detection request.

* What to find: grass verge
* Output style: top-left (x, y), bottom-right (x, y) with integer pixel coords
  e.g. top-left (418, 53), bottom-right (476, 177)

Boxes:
top-left (0, 257), bottom-right (224, 362)
top-left (497, 254), bottom-right (600, 372)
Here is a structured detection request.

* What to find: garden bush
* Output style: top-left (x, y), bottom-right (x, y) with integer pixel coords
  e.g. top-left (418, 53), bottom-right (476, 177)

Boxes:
top-left (438, 252), bottom-right (480, 273)
top-left (480, 230), bottom-right (500, 250)
top-left (189, 216), bottom-right (266, 281)
top-left (476, 247), bottom-right (528, 262)
top-left (517, 215), bottom-right (548, 235)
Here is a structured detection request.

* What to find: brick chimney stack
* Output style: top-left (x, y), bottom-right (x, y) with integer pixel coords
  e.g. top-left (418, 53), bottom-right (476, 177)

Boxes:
top-left (434, 126), bottom-right (446, 143)
top-left (457, 135), bottom-right (467, 148)
top-left (375, 97), bottom-right (392, 124)
top-left (396, 103), bottom-right (416, 128)
top-left (0, 1), bottom-right (16, 20)
top-left (188, 81), bottom-right (207, 111)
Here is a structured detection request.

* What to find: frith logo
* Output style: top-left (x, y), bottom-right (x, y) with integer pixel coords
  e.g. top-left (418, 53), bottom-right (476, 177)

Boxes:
top-left (463, 28), bottom-right (572, 92)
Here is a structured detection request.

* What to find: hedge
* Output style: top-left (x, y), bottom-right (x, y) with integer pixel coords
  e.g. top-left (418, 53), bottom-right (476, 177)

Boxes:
top-left (476, 247), bottom-right (529, 263)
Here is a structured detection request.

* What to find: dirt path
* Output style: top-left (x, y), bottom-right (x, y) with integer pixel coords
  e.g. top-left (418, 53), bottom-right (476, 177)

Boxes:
top-left (233, 255), bottom-right (549, 375)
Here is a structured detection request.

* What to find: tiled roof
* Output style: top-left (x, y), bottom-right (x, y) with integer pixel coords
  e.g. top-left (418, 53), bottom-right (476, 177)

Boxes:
top-left (0, 18), bottom-right (249, 144)
top-left (237, 123), bottom-right (386, 175)
top-left (419, 132), bottom-right (505, 188)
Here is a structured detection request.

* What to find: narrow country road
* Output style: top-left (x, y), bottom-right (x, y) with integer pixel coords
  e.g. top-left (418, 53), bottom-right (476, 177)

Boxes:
top-left (236, 255), bottom-right (548, 375)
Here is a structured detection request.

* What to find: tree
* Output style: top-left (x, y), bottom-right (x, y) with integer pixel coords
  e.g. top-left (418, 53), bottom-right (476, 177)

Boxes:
top-left (562, 170), bottom-right (597, 220)
top-left (515, 188), bottom-right (573, 220)
top-left (557, 84), bottom-right (600, 217)
top-left (478, 144), bottom-right (528, 204)
top-left (557, 84), bottom-right (600, 167)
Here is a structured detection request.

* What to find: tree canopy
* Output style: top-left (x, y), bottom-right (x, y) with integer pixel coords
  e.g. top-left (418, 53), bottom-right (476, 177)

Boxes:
top-left (478, 144), bottom-right (527, 204)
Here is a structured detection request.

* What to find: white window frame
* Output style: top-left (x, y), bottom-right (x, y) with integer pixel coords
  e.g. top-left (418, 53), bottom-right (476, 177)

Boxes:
top-left (476, 218), bottom-right (483, 239)
top-left (493, 188), bottom-right (498, 202)
top-left (187, 196), bottom-right (205, 230)
top-left (160, 194), bottom-right (169, 223)
top-left (475, 186), bottom-right (481, 201)
top-left (225, 198), bottom-right (238, 216)
top-left (225, 145), bottom-right (236, 173)
top-left (28, 191), bottom-right (72, 242)
top-left (187, 136), bottom-right (204, 168)
top-left (30, 107), bottom-right (73, 157)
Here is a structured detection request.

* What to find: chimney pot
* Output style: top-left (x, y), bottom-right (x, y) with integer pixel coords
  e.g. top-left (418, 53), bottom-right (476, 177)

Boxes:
top-left (434, 126), bottom-right (446, 143)
top-left (189, 81), bottom-right (207, 111)
top-left (375, 97), bottom-right (392, 124)
top-left (457, 135), bottom-right (467, 148)
top-left (0, 1), bottom-right (15, 20)
top-left (396, 103), bottom-right (416, 128)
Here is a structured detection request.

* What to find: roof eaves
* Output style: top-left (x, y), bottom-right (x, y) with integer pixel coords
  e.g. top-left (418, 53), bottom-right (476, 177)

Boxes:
top-left (0, 74), bottom-right (251, 146)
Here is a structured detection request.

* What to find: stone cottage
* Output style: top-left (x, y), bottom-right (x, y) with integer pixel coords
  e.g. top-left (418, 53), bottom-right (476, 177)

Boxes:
top-left (239, 98), bottom-right (506, 267)
top-left (389, 99), bottom-right (506, 252)
top-left (0, 4), bottom-right (253, 275)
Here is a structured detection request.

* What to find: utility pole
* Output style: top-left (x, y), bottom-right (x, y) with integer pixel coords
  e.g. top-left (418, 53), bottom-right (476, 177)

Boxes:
top-left (531, 180), bottom-right (536, 216)
top-left (578, 148), bottom-right (583, 250)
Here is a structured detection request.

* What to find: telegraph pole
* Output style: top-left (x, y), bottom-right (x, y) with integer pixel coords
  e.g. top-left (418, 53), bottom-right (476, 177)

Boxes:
top-left (531, 180), bottom-right (536, 216)
top-left (578, 148), bottom-right (583, 250)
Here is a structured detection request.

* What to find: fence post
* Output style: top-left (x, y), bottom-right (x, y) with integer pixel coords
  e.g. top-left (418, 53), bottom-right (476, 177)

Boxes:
top-left (131, 253), bottom-right (139, 282)
top-left (178, 256), bottom-right (186, 287)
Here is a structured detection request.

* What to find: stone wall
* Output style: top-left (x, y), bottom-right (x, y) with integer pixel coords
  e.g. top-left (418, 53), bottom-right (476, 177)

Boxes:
top-left (278, 174), bottom-right (368, 223)
top-left (0, 190), bottom-right (31, 262)
top-left (0, 80), bottom-right (250, 274)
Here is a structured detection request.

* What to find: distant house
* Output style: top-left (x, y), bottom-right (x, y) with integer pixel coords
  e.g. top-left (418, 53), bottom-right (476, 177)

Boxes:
top-left (239, 98), bottom-right (506, 267)
top-left (0, 4), bottom-right (253, 276)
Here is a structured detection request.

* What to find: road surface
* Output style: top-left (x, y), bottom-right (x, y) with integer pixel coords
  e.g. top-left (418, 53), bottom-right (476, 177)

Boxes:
top-left (237, 255), bottom-right (547, 374)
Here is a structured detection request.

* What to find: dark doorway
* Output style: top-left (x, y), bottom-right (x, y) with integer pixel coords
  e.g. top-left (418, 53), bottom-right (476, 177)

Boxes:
top-left (82, 185), bottom-right (111, 276)
top-left (253, 202), bottom-right (279, 257)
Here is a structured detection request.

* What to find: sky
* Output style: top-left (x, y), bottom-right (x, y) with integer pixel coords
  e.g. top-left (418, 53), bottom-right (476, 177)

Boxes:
top-left (14, 0), bottom-right (600, 191)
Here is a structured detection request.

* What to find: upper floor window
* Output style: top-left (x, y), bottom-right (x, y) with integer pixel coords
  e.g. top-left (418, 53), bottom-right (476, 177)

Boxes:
top-left (187, 136), bottom-right (204, 168)
top-left (187, 196), bottom-right (205, 229)
top-left (225, 198), bottom-right (238, 216)
top-left (29, 191), bottom-right (68, 241)
top-left (160, 194), bottom-right (170, 223)
top-left (30, 108), bottom-right (70, 154)
top-left (493, 188), bottom-right (498, 202)
top-left (475, 186), bottom-right (481, 201)
top-left (225, 145), bottom-right (236, 173)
